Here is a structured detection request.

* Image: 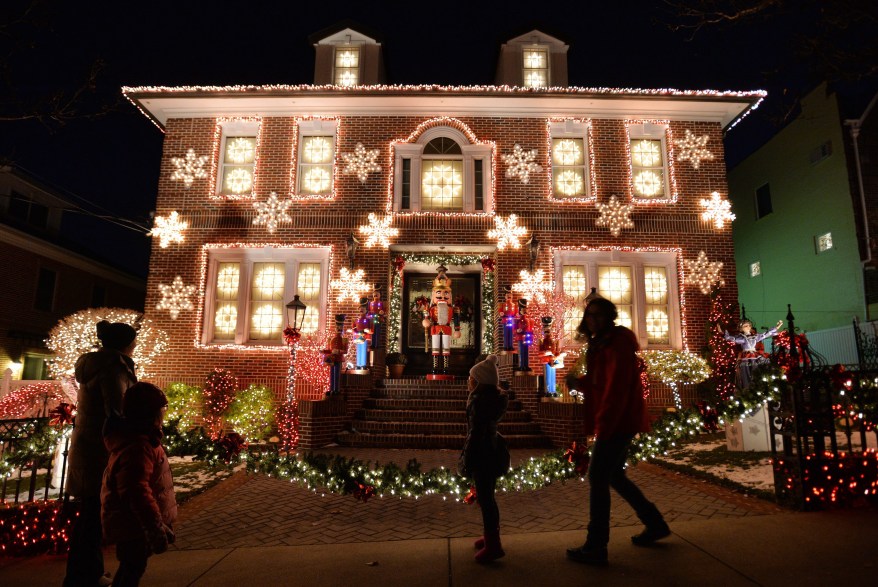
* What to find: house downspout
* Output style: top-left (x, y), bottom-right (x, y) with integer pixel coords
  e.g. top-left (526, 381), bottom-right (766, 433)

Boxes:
top-left (845, 121), bottom-right (872, 266)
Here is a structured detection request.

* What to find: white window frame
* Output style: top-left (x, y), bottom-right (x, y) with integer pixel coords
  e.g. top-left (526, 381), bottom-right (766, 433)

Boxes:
top-left (214, 119), bottom-right (260, 199)
top-left (333, 44), bottom-right (364, 86)
top-left (627, 123), bottom-right (672, 202)
top-left (549, 120), bottom-right (594, 201)
top-left (749, 261), bottom-right (761, 278)
top-left (201, 247), bottom-right (330, 346)
top-left (392, 126), bottom-right (493, 214)
top-left (294, 119), bottom-right (339, 198)
top-left (522, 44), bottom-right (550, 88)
top-left (555, 250), bottom-right (683, 350)
top-left (815, 232), bottom-right (834, 253)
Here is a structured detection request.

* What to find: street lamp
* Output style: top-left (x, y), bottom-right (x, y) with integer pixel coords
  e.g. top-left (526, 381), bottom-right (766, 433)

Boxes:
top-left (280, 294), bottom-right (307, 451)
top-left (286, 294), bottom-right (308, 333)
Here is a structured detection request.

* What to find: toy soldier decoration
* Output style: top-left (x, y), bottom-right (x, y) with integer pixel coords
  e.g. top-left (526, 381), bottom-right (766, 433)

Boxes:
top-left (515, 298), bottom-right (535, 373)
top-left (367, 286), bottom-right (385, 350)
top-left (499, 286), bottom-right (516, 353)
top-left (323, 314), bottom-right (348, 395)
top-left (539, 316), bottom-right (567, 397)
top-left (421, 265), bottom-right (461, 380)
top-left (350, 297), bottom-right (371, 373)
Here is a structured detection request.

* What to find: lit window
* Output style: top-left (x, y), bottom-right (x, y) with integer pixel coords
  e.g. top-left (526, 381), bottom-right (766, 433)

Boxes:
top-left (523, 47), bottom-right (549, 87)
top-left (422, 161), bottom-right (464, 210)
top-left (630, 139), bottom-right (665, 198)
top-left (816, 232), bottom-right (833, 253)
top-left (552, 138), bottom-right (586, 197)
top-left (334, 47), bottom-right (360, 86)
top-left (558, 251), bottom-right (681, 349)
top-left (203, 248), bottom-right (329, 345)
top-left (221, 136), bottom-right (257, 196)
top-left (298, 135), bottom-right (335, 195)
top-left (750, 261), bottom-right (761, 277)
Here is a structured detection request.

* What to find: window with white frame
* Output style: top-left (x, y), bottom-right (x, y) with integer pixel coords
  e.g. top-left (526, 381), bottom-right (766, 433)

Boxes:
top-left (815, 232), bottom-right (833, 253)
top-left (550, 121), bottom-right (591, 199)
top-left (561, 265), bottom-right (588, 342)
top-left (393, 127), bottom-right (492, 213)
top-left (334, 46), bottom-right (360, 86)
top-left (203, 247), bottom-right (329, 345)
top-left (628, 124), bottom-right (669, 199)
top-left (296, 120), bottom-right (337, 196)
top-left (749, 261), bottom-right (761, 277)
top-left (557, 251), bottom-right (682, 349)
top-left (216, 120), bottom-right (259, 197)
top-left (522, 46), bottom-right (549, 87)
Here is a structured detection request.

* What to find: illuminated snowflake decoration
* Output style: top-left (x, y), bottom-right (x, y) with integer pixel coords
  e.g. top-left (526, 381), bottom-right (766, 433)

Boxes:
top-left (502, 144), bottom-right (543, 184)
top-left (487, 214), bottom-right (528, 250)
top-left (330, 267), bottom-right (371, 303)
top-left (252, 191), bottom-right (292, 234)
top-left (699, 191), bottom-right (736, 229)
top-left (156, 276), bottom-right (197, 320)
top-left (512, 269), bottom-right (553, 304)
top-left (595, 195), bottom-right (634, 237)
top-left (148, 211), bottom-right (188, 248)
top-left (684, 251), bottom-right (725, 295)
top-left (169, 148), bottom-right (209, 188)
top-left (674, 129), bottom-right (714, 170)
top-left (359, 213), bottom-right (399, 248)
top-left (342, 142), bottom-right (381, 183)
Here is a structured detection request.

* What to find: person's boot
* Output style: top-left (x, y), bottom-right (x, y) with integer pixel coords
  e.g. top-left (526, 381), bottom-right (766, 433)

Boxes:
top-left (566, 541), bottom-right (608, 566)
top-left (474, 536), bottom-right (485, 550)
top-left (631, 520), bottom-right (671, 546)
top-left (474, 528), bottom-right (505, 563)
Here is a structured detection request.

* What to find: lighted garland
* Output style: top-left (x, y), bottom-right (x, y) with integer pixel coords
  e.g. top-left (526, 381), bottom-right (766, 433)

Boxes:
top-left (640, 350), bottom-right (711, 409)
top-left (0, 501), bottom-right (78, 557)
top-left (0, 382), bottom-right (67, 419)
top-left (387, 253), bottom-right (495, 354)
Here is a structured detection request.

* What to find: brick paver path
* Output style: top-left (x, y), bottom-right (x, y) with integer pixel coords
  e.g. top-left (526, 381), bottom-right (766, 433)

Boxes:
top-left (172, 448), bottom-right (783, 550)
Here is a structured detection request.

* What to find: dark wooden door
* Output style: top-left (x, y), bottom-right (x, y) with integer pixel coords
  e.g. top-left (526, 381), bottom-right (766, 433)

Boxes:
top-left (402, 272), bottom-right (481, 377)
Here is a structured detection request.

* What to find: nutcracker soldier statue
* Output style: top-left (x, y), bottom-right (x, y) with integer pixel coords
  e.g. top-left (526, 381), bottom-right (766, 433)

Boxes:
top-left (498, 286), bottom-right (516, 354)
top-left (368, 286), bottom-right (386, 351)
top-left (323, 314), bottom-right (348, 396)
top-left (539, 316), bottom-right (567, 397)
top-left (349, 297), bottom-right (371, 374)
top-left (421, 265), bottom-right (461, 380)
top-left (514, 298), bottom-right (535, 373)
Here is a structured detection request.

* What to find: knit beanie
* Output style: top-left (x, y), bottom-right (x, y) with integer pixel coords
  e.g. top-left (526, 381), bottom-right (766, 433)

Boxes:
top-left (469, 354), bottom-right (500, 386)
top-left (96, 320), bottom-right (137, 351)
top-left (123, 382), bottom-right (168, 424)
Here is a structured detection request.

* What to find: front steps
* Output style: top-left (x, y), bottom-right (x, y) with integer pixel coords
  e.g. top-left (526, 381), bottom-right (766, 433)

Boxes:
top-left (336, 378), bottom-right (552, 449)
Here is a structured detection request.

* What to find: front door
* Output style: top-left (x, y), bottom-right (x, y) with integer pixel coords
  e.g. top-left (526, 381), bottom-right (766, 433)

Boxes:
top-left (402, 272), bottom-right (481, 377)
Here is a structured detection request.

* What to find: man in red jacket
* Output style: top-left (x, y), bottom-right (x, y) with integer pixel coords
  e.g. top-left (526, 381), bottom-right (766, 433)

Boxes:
top-left (567, 297), bottom-right (669, 566)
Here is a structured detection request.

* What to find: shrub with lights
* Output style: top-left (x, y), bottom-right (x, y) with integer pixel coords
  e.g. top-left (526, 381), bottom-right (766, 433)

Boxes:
top-left (202, 368), bottom-right (238, 440)
top-left (225, 384), bottom-right (275, 442)
top-left (164, 382), bottom-right (203, 431)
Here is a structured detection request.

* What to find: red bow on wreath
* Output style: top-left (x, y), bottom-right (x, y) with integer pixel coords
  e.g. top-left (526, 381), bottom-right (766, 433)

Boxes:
top-left (695, 401), bottom-right (719, 432)
top-left (829, 364), bottom-right (852, 392)
top-left (217, 432), bottom-right (248, 463)
top-left (563, 441), bottom-right (590, 476)
top-left (480, 258), bottom-right (495, 273)
top-left (354, 483), bottom-right (376, 503)
top-left (393, 256), bottom-right (406, 274)
top-left (463, 485), bottom-right (478, 505)
top-left (283, 326), bottom-right (301, 345)
top-left (49, 403), bottom-right (75, 428)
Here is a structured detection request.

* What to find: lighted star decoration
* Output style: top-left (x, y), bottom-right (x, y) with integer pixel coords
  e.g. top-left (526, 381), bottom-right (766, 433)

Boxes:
top-left (487, 214), bottom-right (528, 250)
top-left (156, 276), bottom-right (196, 320)
top-left (674, 129), bottom-right (715, 170)
top-left (342, 142), bottom-right (382, 183)
top-left (699, 191), bottom-right (736, 229)
top-left (148, 211), bottom-right (188, 248)
top-left (169, 148), bottom-right (209, 188)
top-left (252, 191), bottom-right (292, 234)
top-left (512, 269), bottom-right (553, 304)
top-left (359, 213), bottom-right (399, 248)
top-left (684, 251), bottom-right (725, 295)
top-left (330, 267), bottom-right (371, 303)
top-left (595, 195), bottom-right (634, 237)
top-left (502, 144), bottom-right (543, 184)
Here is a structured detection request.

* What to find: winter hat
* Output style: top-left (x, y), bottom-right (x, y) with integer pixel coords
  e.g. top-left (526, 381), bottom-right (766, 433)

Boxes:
top-left (96, 320), bottom-right (137, 351)
top-left (469, 354), bottom-right (500, 386)
top-left (123, 382), bottom-right (168, 423)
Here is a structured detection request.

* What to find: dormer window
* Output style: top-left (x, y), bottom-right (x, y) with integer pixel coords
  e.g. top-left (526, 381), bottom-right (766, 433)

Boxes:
top-left (334, 46), bottom-right (360, 86)
top-left (523, 46), bottom-right (549, 87)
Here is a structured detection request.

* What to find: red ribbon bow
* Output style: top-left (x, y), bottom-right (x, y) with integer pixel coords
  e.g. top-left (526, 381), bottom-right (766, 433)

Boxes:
top-left (463, 485), bottom-right (478, 505)
top-left (49, 403), bottom-right (75, 428)
top-left (563, 441), bottom-right (590, 476)
top-left (283, 326), bottom-right (301, 345)
top-left (354, 483), bottom-right (376, 503)
top-left (696, 401), bottom-right (719, 432)
top-left (480, 258), bottom-right (495, 273)
top-left (393, 256), bottom-right (406, 274)
top-left (217, 432), bottom-right (248, 463)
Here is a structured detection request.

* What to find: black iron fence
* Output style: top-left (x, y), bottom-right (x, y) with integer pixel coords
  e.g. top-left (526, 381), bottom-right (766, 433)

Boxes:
top-left (0, 418), bottom-right (69, 504)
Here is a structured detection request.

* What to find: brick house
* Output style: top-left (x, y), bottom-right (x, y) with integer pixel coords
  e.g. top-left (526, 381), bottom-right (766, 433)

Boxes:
top-left (124, 27), bottom-right (763, 448)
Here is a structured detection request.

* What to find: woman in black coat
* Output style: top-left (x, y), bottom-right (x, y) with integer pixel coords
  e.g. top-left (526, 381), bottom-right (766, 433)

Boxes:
top-left (462, 354), bottom-right (509, 563)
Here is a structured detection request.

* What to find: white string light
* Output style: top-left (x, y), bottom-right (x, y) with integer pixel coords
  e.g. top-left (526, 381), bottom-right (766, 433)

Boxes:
top-left (252, 191), bottom-right (293, 234)
top-left (502, 144), bottom-right (543, 184)
top-left (169, 148), bottom-right (209, 188)
top-left (156, 276), bottom-right (197, 320)
top-left (487, 214), bottom-right (528, 250)
top-left (684, 251), bottom-right (724, 295)
top-left (148, 211), bottom-right (188, 248)
top-left (342, 142), bottom-right (381, 183)
top-left (330, 267), bottom-right (371, 303)
top-left (595, 195), bottom-right (634, 237)
top-left (358, 213), bottom-right (399, 248)
top-left (512, 269), bottom-right (553, 304)
top-left (674, 129), bottom-right (715, 170)
top-left (699, 191), bottom-right (736, 229)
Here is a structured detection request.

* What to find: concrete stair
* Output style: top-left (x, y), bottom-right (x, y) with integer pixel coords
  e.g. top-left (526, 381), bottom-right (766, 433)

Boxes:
top-left (336, 379), bottom-right (552, 449)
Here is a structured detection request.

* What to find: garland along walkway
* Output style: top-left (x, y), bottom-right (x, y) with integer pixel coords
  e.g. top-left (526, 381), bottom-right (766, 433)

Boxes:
top-left (171, 448), bottom-right (782, 550)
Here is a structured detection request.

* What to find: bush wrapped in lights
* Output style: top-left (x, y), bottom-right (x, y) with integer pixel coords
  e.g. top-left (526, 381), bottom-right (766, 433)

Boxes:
top-left (225, 384), bottom-right (275, 442)
top-left (0, 501), bottom-right (79, 557)
top-left (164, 383), bottom-right (202, 431)
top-left (202, 368), bottom-right (238, 440)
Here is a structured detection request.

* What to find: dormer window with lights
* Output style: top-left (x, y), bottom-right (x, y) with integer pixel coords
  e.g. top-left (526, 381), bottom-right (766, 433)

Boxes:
top-left (393, 126), bottom-right (493, 214)
top-left (215, 119), bottom-right (260, 198)
top-left (523, 46), bottom-right (549, 87)
top-left (334, 46), bottom-right (360, 86)
top-left (627, 123), bottom-right (673, 201)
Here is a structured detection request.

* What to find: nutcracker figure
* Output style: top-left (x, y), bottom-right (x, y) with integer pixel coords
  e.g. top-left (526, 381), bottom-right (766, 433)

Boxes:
top-left (498, 286), bottom-right (516, 353)
top-left (367, 286), bottom-right (386, 350)
top-left (350, 297), bottom-right (371, 373)
top-left (421, 265), bottom-right (461, 380)
top-left (514, 298), bottom-right (535, 373)
top-left (323, 314), bottom-right (348, 395)
top-left (539, 316), bottom-right (567, 397)
top-left (719, 319), bottom-right (782, 390)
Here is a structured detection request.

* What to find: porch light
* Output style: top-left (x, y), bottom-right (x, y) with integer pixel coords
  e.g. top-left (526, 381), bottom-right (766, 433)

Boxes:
top-left (286, 295), bottom-right (308, 331)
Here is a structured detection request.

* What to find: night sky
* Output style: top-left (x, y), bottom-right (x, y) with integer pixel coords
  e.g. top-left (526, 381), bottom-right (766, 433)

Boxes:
top-left (2, 0), bottom-right (871, 278)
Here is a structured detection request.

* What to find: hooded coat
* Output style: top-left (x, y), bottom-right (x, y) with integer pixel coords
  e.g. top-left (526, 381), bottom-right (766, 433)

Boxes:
top-left (67, 349), bottom-right (137, 497)
top-left (462, 383), bottom-right (509, 478)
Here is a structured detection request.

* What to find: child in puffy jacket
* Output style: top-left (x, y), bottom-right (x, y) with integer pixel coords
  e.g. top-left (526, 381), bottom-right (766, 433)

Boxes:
top-left (101, 382), bottom-right (177, 587)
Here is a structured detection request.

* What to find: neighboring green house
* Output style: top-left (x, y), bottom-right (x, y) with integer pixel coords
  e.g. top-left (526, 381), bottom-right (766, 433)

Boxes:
top-left (728, 83), bottom-right (876, 347)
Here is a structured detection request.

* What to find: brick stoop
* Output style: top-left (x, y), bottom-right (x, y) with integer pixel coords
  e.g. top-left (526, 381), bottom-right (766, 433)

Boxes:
top-left (336, 379), bottom-right (553, 449)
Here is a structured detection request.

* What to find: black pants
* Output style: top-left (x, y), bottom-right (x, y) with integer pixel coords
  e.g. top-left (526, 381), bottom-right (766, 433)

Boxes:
top-left (112, 538), bottom-right (150, 587)
top-left (473, 472), bottom-right (500, 534)
top-left (587, 435), bottom-right (663, 547)
top-left (63, 496), bottom-right (104, 587)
